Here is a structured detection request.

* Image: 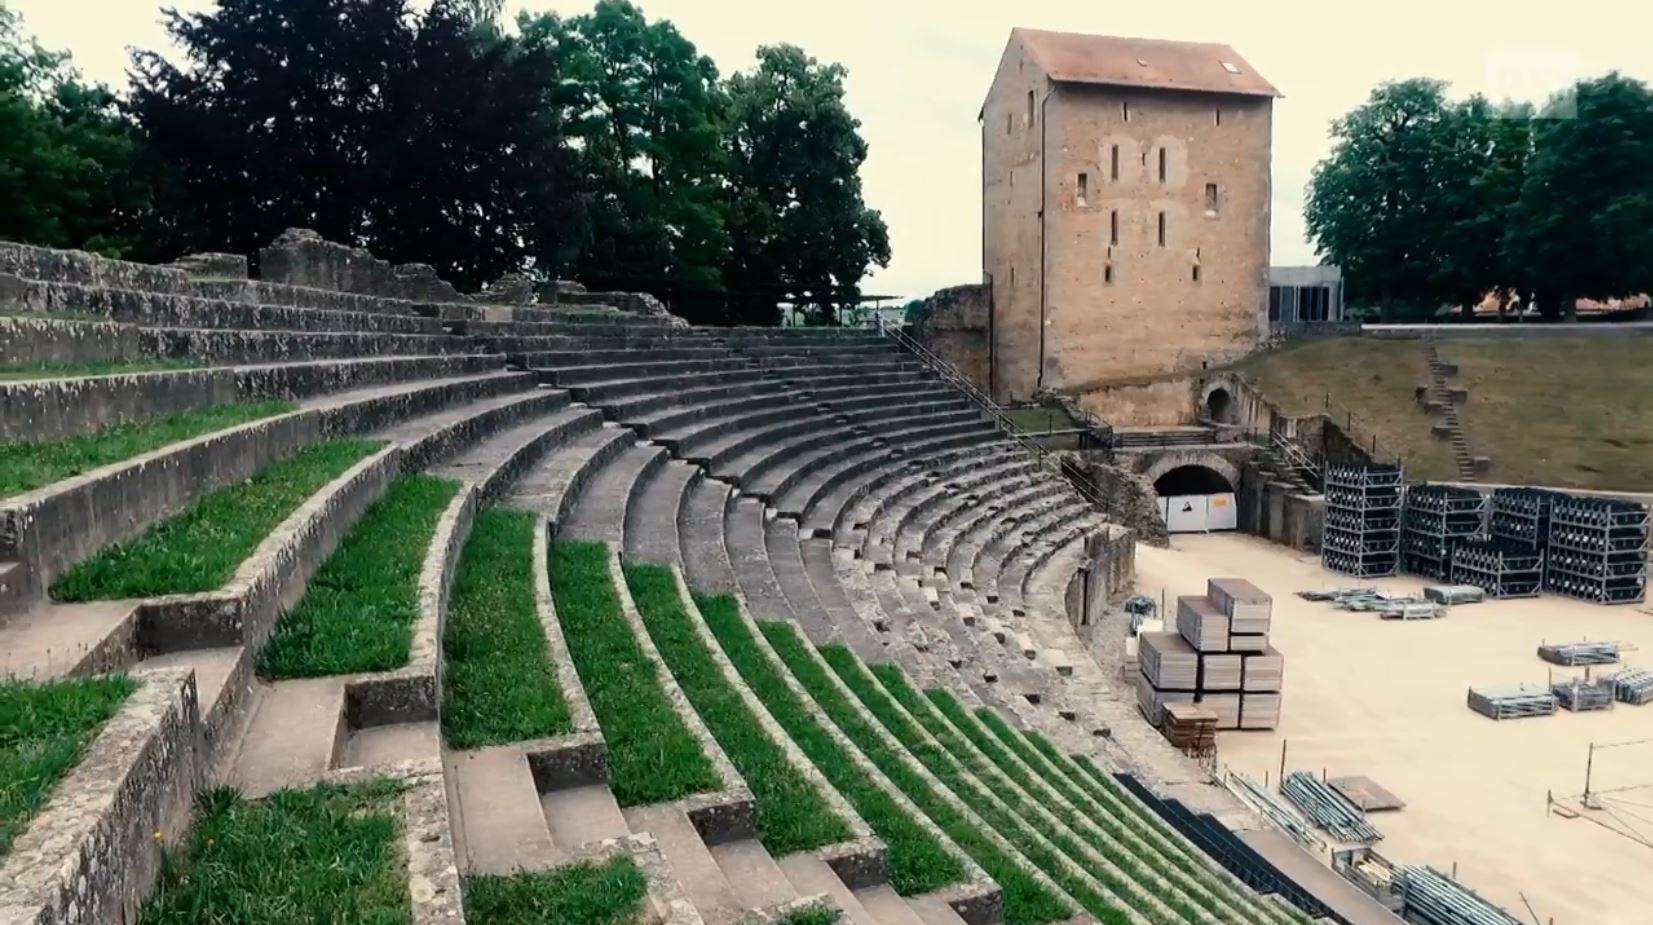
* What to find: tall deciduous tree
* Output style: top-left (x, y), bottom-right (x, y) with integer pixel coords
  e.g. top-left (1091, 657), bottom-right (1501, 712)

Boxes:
top-left (1506, 73), bottom-right (1653, 317)
top-left (0, 4), bottom-right (152, 256)
top-left (722, 44), bottom-right (889, 325)
top-left (521, 0), bottom-right (729, 301)
top-left (130, 0), bottom-right (576, 287)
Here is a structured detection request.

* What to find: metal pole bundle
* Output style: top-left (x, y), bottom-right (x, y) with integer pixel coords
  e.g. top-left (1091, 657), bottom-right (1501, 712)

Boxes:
top-left (1552, 677), bottom-right (1615, 712)
top-left (1279, 771), bottom-right (1382, 842)
top-left (1610, 667), bottom-right (1653, 705)
top-left (1544, 496), bottom-right (1649, 604)
top-left (1397, 866), bottom-right (1523, 925)
top-left (1536, 641), bottom-right (1620, 666)
top-left (1322, 463), bottom-right (1404, 577)
top-left (1402, 484), bottom-right (1487, 582)
top-left (1467, 683), bottom-right (1558, 720)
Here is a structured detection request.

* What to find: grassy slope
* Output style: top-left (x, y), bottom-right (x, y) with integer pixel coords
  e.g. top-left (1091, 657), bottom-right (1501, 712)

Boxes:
top-left (1232, 338), bottom-right (1457, 479)
top-left (50, 439), bottom-right (381, 601)
top-left (0, 400), bottom-right (293, 498)
top-left (442, 509), bottom-right (572, 749)
top-left (0, 675), bottom-right (136, 855)
top-left (141, 781), bottom-right (407, 924)
top-left (0, 357), bottom-right (201, 382)
top-left (259, 475), bottom-right (460, 679)
top-left (1441, 337), bottom-right (1653, 491)
top-left (624, 565), bottom-right (850, 855)
top-left (694, 593), bottom-right (965, 896)
top-left (550, 541), bottom-right (719, 806)
top-left (464, 854), bottom-right (648, 925)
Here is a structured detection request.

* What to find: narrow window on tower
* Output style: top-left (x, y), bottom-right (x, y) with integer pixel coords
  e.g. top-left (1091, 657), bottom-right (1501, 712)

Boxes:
top-left (1122, 99), bottom-right (1130, 122)
top-left (1006, 111), bottom-right (1012, 135)
top-left (1077, 173), bottom-right (1089, 207)
top-left (1157, 212), bottom-right (1167, 246)
top-left (1009, 266), bottom-right (1015, 287)
top-left (1110, 145), bottom-right (1120, 181)
top-left (1158, 147), bottom-right (1168, 183)
top-left (1192, 264), bottom-right (1202, 283)
top-left (1214, 107), bottom-right (1222, 126)
top-left (1205, 183), bottom-right (1221, 216)
top-left (1026, 90), bottom-right (1034, 126)
top-left (1104, 264), bottom-right (1115, 285)
top-left (1109, 210), bottom-right (1119, 245)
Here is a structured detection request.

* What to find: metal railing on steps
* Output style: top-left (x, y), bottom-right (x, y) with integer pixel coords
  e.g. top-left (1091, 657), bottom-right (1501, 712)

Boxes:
top-left (873, 317), bottom-right (1111, 513)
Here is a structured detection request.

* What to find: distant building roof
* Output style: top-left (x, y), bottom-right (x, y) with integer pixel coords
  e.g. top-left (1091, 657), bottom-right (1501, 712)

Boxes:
top-left (1015, 28), bottom-right (1280, 98)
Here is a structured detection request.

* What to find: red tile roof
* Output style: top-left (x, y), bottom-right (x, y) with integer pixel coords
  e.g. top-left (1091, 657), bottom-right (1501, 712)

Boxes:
top-left (1016, 28), bottom-right (1280, 98)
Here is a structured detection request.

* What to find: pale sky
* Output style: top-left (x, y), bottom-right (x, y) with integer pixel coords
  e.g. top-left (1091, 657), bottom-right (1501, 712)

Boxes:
top-left (15, 0), bottom-right (1652, 299)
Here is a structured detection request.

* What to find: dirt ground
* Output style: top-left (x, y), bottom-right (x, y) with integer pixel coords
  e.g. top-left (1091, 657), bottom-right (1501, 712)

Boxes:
top-left (1133, 533), bottom-right (1653, 925)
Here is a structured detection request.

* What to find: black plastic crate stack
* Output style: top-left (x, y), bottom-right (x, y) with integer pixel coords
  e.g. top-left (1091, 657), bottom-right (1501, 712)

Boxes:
top-left (1545, 496), bottom-right (1649, 604)
top-left (1401, 485), bottom-right (1486, 581)
top-left (1322, 463), bottom-right (1403, 577)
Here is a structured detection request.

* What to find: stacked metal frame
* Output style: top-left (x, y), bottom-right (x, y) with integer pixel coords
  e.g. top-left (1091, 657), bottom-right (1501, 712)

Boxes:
top-left (1450, 539), bottom-right (1543, 598)
top-left (1544, 496), bottom-right (1649, 604)
top-left (1402, 484), bottom-right (1486, 581)
top-left (1322, 463), bottom-right (1403, 577)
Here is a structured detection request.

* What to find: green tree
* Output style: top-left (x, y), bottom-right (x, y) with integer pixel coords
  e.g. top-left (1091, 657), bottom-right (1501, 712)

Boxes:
top-left (722, 44), bottom-right (889, 325)
top-left (522, 0), bottom-right (729, 305)
top-left (1429, 96), bottom-right (1533, 318)
top-left (1506, 73), bottom-right (1653, 318)
top-left (0, 4), bottom-right (152, 255)
top-left (130, 0), bottom-right (577, 287)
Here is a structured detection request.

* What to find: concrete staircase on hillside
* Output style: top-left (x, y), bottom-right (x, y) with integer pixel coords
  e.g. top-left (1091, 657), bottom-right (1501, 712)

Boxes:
top-left (1422, 343), bottom-right (1481, 480)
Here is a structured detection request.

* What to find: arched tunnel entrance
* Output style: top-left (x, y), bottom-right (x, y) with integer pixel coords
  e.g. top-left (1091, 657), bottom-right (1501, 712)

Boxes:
top-left (1153, 465), bottom-right (1238, 533)
top-left (1206, 387), bottom-right (1236, 424)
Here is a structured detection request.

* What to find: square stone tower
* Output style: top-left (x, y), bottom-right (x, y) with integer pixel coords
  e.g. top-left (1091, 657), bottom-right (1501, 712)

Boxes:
top-left (981, 29), bottom-right (1278, 416)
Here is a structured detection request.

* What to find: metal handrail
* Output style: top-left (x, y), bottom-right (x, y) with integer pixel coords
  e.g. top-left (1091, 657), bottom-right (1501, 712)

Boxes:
top-left (875, 317), bottom-right (1111, 511)
top-left (1270, 429), bottom-right (1323, 488)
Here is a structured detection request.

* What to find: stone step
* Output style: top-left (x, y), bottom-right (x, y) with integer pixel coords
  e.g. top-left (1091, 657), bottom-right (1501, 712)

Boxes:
top-left (725, 497), bottom-right (798, 623)
top-left (541, 783), bottom-right (630, 857)
top-left (623, 803), bottom-right (747, 925)
top-left (777, 854), bottom-right (880, 925)
top-left (340, 720), bottom-right (439, 771)
top-left (681, 478), bottom-right (738, 593)
top-left (427, 404), bottom-right (606, 500)
top-left (225, 676), bottom-right (347, 796)
top-left (446, 745), bottom-right (560, 874)
top-left (708, 838), bottom-right (799, 912)
top-left (0, 315), bottom-right (479, 365)
top-left (503, 423), bottom-right (638, 529)
top-left (562, 441), bottom-right (669, 548)
top-left (517, 346), bottom-right (732, 368)
top-left (568, 368), bottom-right (770, 403)
top-left (625, 460), bottom-right (701, 566)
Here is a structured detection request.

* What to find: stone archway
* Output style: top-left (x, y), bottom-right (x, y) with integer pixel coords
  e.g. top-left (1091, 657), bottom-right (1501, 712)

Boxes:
top-left (1153, 464), bottom-right (1235, 496)
top-left (1140, 452), bottom-right (1242, 493)
top-left (1205, 387), bottom-right (1236, 424)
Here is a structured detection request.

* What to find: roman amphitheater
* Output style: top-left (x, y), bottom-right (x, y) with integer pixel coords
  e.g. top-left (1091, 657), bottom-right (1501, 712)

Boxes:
top-left (0, 225), bottom-right (1647, 925)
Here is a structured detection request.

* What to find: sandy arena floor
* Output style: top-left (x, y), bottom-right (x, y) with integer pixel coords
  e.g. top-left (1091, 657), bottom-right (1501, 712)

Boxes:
top-left (1133, 533), bottom-right (1653, 925)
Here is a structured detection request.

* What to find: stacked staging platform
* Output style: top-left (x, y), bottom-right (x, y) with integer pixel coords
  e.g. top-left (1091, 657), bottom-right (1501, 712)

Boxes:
top-left (1137, 579), bottom-right (1284, 737)
top-left (1399, 485), bottom-right (1486, 582)
top-left (1321, 464), bottom-right (1404, 578)
top-left (1544, 496), bottom-right (1649, 605)
top-left (0, 235), bottom-right (1349, 925)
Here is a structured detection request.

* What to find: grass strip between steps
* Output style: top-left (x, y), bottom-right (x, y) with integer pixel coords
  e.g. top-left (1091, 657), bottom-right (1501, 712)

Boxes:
top-left (50, 439), bottom-right (381, 602)
top-left (141, 780), bottom-right (406, 924)
top-left (883, 676), bottom-right (1204, 925)
top-left (259, 474), bottom-right (460, 679)
top-left (464, 853), bottom-right (648, 925)
top-left (624, 565), bottom-right (850, 854)
top-left (0, 356), bottom-right (201, 383)
top-left (819, 650), bottom-right (1137, 925)
top-left (694, 593), bottom-right (964, 896)
top-left (550, 540), bottom-right (719, 805)
top-left (770, 905), bottom-right (843, 925)
top-left (442, 509), bottom-right (571, 748)
top-left (0, 399), bottom-right (292, 498)
top-left (965, 705), bottom-right (1299, 925)
top-left (0, 675), bottom-right (136, 856)
top-left (758, 619), bottom-right (1069, 925)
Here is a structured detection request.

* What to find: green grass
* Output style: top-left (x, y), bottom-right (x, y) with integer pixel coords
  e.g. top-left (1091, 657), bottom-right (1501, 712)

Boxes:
top-left (869, 668), bottom-right (1193, 925)
top-left (759, 620), bottom-right (1071, 925)
top-left (624, 565), bottom-right (850, 854)
top-left (1232, 337), bottom-right (1456, 479)
top-left (0, 357), bottom-right (202, 382)
top-left (464, 854), bottom-right (648, 925)
top-left (259, 475), bottom-right (460, 679)
top-left (50, 439), bottom-right (381, 602)
top-left (1442, 338), bottom-right (1653, 491)
top-left (767, 905), bottom-right (842, 925)
top-left (1004, 724), bottom-right (1306, 925)
top-left (694, 593), bottom-right (964, 897)
top-left (550, 541), bottom-right (719, 805)
top-left (819, 649), bottom-right (1137, 925)
top-left (441, 509), bottom-right (571, 749)
top-left (0, 400), bottom-right (293, 498)
top-left (0, 675), bottom-right (136, 856)
top-left (922, 688), bottom-right (1269, 925)
top-left (141, 780), bottom-right (407, 924)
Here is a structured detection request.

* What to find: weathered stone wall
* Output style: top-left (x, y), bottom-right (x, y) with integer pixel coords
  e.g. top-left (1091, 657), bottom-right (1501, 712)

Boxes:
top-left (1072, 455), bottom-right (1168, 547)
top-left (982, 43), bottom-right (1272, 405)
top-left (1074, 378), bottom-right (1198, 427)
top-left (258, 228), bottom-right (470, 302)
top-left (544, 287), bottom-right (684, 325)
top-left (1065, 525), bottom-right (1136, 644)
top-left (910, 284), bottom-right (991, 390)
top-left (1238, 460), bottom-right (1324, 550)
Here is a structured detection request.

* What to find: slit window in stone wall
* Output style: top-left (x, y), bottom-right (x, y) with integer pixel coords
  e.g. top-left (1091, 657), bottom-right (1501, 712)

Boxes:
top-left (1158, 212), bottom-right (1167, 246)
top-left (1077, 173), bottom-right (1088, 207)
top-left (1205, 183), bottom-right (1220, 216)
top-left (1110, 145), bottom-right (1119, 181)
top-left (1110, 210), bottom-right (1119, 245)
top-left (1158, 147), bottom-right (1167, 183)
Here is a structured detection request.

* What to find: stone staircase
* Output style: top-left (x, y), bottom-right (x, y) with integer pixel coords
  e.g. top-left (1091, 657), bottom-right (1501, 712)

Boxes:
top-left (1421, 343), bottom-right (1480, 480)
top-left (0, 235), bottom-right (1375, 925)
